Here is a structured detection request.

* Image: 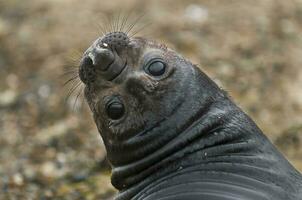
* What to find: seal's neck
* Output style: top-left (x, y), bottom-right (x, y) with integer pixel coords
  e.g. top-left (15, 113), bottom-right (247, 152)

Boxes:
top-left (109, 68), bottom-right (293, 200)
top-left (108, 68), bottom-right (225, 184)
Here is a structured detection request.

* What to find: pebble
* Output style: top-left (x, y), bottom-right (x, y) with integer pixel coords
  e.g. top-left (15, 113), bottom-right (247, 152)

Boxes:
top-left (38, 84), bottom-right (51, 99)
top-left (184, 4), bottom-right (209, 24)
top-left (0, 90), bottom-right (18, 107)
top-left (41, 162), bottom-right (57, 178)
top-left (12, 173), bottom-right (24, 186)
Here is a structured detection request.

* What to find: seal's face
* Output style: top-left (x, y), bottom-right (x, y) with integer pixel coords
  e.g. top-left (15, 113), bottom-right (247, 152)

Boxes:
top-left (79, 32), bottom-right (194, 154)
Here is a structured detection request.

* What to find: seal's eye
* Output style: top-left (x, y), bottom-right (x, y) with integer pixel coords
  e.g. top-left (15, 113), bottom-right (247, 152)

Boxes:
top-left (146, 60), bottom-right (166, 76)
top-left (106, 102), bottom-right (125, 120)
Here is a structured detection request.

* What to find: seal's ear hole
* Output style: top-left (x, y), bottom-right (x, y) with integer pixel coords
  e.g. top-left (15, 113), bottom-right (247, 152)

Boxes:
top-left (145, 60), bottom-right (166, 76)
top-left (106, 101), bottom-right (125, 120)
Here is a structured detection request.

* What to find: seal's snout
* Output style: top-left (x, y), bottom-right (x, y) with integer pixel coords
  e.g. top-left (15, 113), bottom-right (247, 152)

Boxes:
top-left (79, 32), bottom-right (130, 84)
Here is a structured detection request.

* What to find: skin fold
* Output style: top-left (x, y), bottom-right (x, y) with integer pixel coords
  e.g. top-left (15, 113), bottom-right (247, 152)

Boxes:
top-left (78, 31), bottom-right (302, 200)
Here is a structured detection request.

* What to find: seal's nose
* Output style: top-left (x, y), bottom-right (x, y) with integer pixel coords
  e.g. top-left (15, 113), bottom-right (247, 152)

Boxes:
top-left (79, 32), bottom-right (130, 83)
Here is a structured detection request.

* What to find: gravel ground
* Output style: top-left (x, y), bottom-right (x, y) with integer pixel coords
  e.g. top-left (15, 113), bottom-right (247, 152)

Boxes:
top-left (0, 0), bottom-right (301, 199)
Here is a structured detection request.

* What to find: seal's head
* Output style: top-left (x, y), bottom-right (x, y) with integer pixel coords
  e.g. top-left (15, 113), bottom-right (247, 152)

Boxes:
top-left (78, 32), bottom-right (302, 200)
top-left (79, 31), bottom-right (220, 168)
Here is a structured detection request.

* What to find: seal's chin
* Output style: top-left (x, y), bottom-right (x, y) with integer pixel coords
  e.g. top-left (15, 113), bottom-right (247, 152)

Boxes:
top-left (104, 116), bottom-right (147, 142)
top-left (102, 112), bottom-right (167, 145)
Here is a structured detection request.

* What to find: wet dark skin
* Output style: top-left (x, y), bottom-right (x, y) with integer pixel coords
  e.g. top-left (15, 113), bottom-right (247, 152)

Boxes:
top-left (79, 32), bottom-right (302, 200)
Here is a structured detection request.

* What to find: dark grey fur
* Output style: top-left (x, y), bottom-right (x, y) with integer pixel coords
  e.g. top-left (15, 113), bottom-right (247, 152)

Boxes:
top-left (79, 31), bottom-right (302, 200)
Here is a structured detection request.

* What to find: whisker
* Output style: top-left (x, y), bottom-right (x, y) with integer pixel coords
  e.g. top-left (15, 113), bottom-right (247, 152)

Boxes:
top-left (108, 14), bottom-right (115, 33)
top-left (120, 11), bottom-right (132, 33)
top-left (80, 86), bottom-right (85, 109)
top-left (121, 7), bottom-right (137, 34)
top-left (63, 75), bottom-right (79, 87)
top-left (118, 9), bottom-right (126, 32)
top-left (90, 18), bottom-right (102, 36)
top-left (65, 81), bottom-right (82, 102)
top-left (104, 13), bottom-right (112, 34)
top-left (60, 70), bottom-right (78, 78)
top-left (125, 13), bottom-right (146, 35)
top-left (113, 13), bottom-right (118, 32)
top-left (62, 67), bottom-right (78, 73)
top-left (117, 10), bottom-right (123, 32)
top-left (97, 13), bottom-right (108, 35)
top-left (97, 21), bottom-right (107, 36)
top-left (129, 21), bottom-right (152, 38)
top-left (73, 85), bottom-right (83, 111)
top-left (62, 64), bottom-right (78, 71)
top-left (68, 51), bottom-right (82, 63)
top-left (62, 69), bottom-right (78, 73)
top-left (103, 14), bottom-right (110, 33)
top-left (115, 10), bottom-right (122, 32)
top-left (119, 13), bottom-right (127, 32)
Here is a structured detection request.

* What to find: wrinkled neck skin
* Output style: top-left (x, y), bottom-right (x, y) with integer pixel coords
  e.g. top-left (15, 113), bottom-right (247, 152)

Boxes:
top-left (103, 66), bottom-right (300, 200)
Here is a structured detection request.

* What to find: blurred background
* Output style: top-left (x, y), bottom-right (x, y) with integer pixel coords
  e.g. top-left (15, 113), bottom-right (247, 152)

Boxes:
top-left (0, 0), bottom-right (302, 199)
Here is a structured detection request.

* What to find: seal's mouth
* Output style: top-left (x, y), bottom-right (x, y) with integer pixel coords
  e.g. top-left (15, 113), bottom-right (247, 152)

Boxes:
top-left (108, 59), bottom-right (127, 81)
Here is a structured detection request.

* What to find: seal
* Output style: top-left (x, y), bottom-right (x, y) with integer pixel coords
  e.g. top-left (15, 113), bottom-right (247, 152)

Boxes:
top-left (78, 31), bottom-right (302, 200)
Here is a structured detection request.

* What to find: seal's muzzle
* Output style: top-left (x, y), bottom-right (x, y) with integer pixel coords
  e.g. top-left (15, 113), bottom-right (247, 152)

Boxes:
top-left (79, 32), bottom-right (130, 83)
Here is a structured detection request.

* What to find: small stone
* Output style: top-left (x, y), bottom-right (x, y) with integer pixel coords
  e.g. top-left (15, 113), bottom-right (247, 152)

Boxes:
top-left (281, 19), bottom-right (295, 35)
top-left (6, 74), bottom-right (19, 89)
top-left (71, 170), bottom-right (89, 182)
top-left (44, 189), bottom-right (54, 197)
top-left (38, 84), bottom-right (51, 98)
top-left (57, 153), bottom-right (66, 164)
top-left (12, 173), bottom-right (24, 186)
top-left (41, 162), bottom-right (57, 178)
top-left (24, 167), bottom-right (35, 180)
top-left (184, 4), bottom-right (208, 24)
top-left (0, 90), bottom-right (17, 107)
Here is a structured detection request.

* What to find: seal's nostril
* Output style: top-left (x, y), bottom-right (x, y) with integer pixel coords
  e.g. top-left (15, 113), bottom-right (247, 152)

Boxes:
top-left (88, 52), bottom-right (96, 66)
top-left (83, 55), bottom-right (93, 66)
